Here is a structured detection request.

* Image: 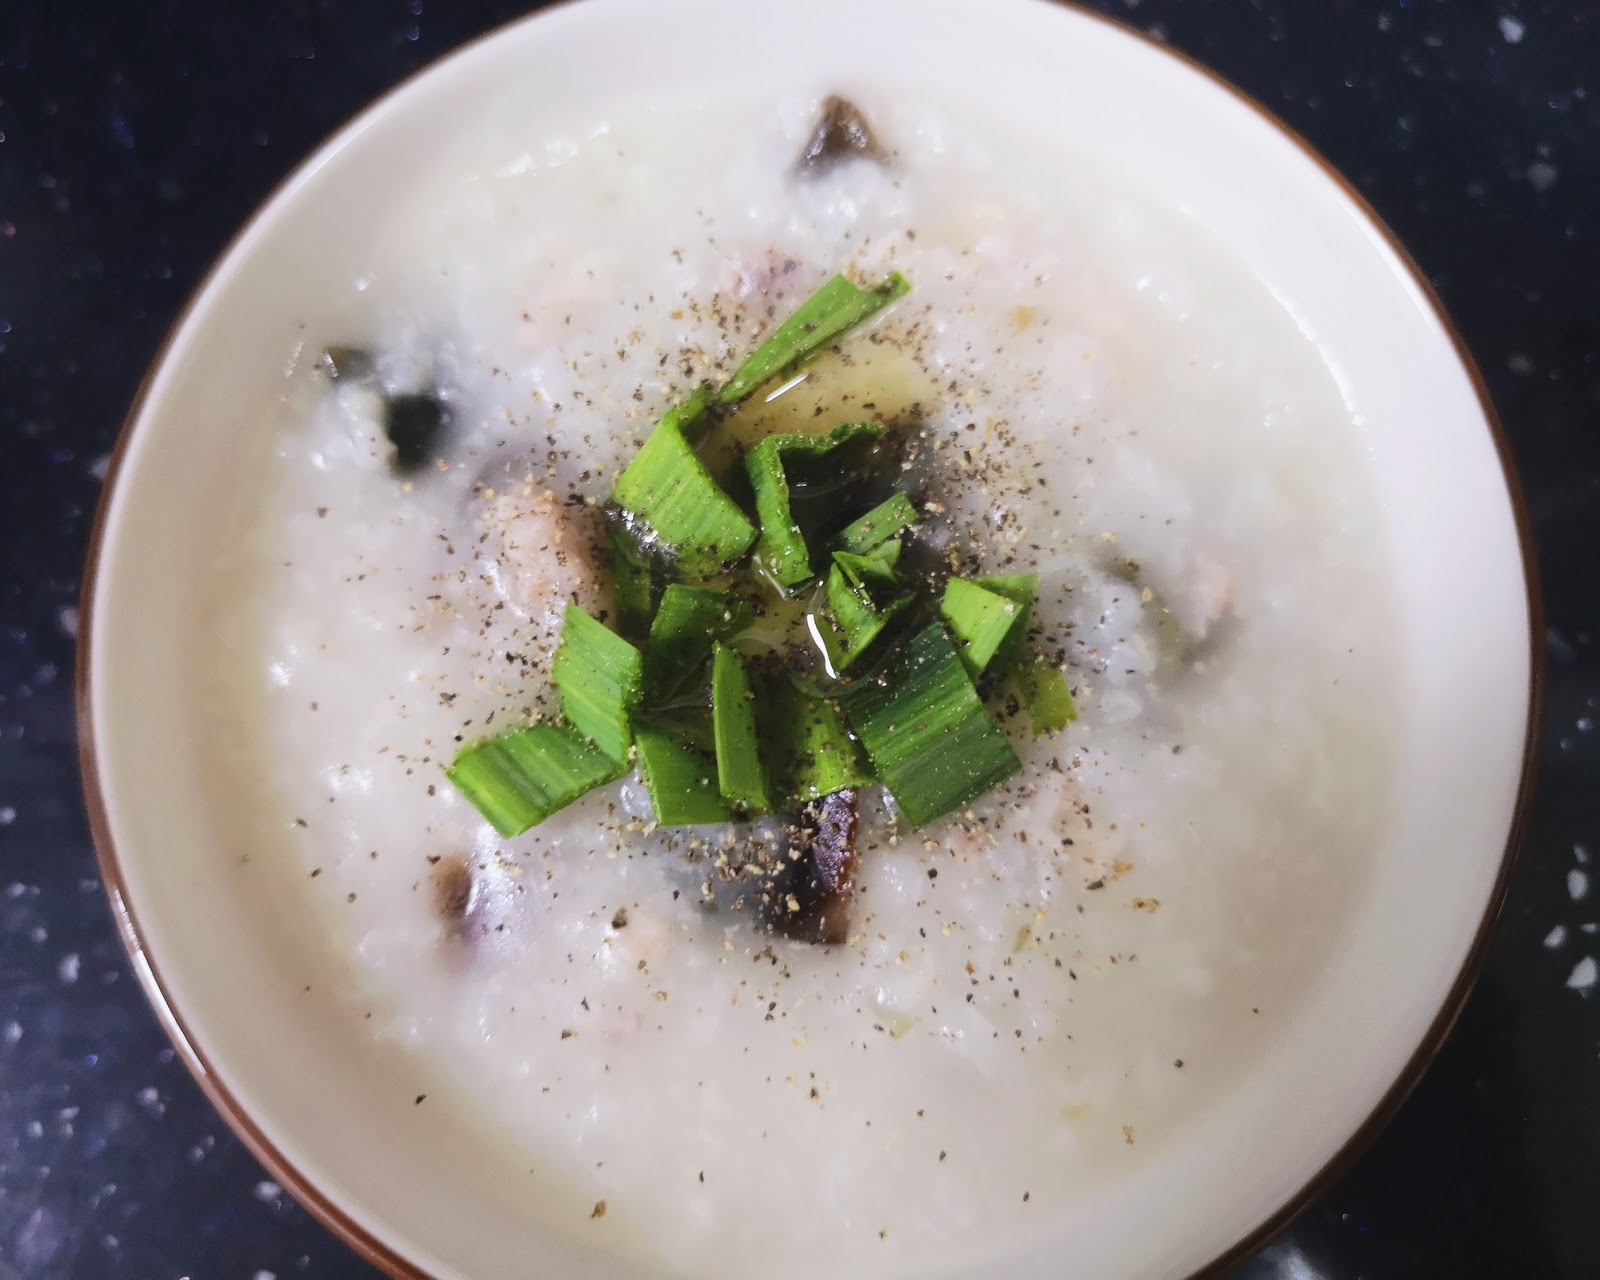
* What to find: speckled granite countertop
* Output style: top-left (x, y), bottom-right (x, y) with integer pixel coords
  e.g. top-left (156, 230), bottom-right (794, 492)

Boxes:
top-left (1, 2), bottom-right (1596, 1277)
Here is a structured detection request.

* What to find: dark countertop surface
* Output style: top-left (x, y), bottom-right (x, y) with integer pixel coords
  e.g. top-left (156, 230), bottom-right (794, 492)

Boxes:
top-left (2, 2), bottom-right (1596, 1277)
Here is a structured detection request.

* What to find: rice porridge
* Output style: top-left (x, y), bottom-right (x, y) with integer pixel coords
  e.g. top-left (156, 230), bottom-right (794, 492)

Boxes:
top-left (205, 87), bottom-right (1397, 1277)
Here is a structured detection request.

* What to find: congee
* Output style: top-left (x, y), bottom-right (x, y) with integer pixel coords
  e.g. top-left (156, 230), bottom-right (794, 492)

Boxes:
top-left (208, 88), bottom-right (1397, 1277)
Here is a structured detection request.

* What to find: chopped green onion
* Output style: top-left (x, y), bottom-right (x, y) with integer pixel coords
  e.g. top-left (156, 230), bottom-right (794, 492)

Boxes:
top-left (643, 585), bottom-right (754, 703)
top-left (550, 605), bottom-right (644, 762)
top-left (634, 724), bottom-right (730, 825)
top-left (609, 385), bottom-right (756, 579)
top-left (832, 492), bottom-right (919, 555)
top-left (862, 537), bottom-right (903, 573)
top-left (446, 723), bottom-right (626, 837)
top-left (940, 574), bottom-right (1036, 679)
top-left (820, 553), bottom-right (911, 672)
top-left (845, 622), bottom-right (1020, 827)
top-left (1015, 661), bottom-right (1077, 736)
top-left (970, 573), bottom-right (1037, 676)
top-left (834, 544), bottom-right (902, 597)
top-left (745, 422), bottom-right (885, 591)
top-left (608, 530), bottom-right (656, 642)
top-left (770, 679), bottom-right (875, 804)
top-left (970, 573), bottom-right (1037, 604)
top-left (719, 271), bottom-right (911, 406)
top-left (711, 644), bottom-right (771, 813)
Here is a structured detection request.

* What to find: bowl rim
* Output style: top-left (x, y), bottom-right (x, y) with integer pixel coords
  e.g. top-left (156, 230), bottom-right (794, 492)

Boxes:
top-left (73, 1), bottom-right (1546, 1276)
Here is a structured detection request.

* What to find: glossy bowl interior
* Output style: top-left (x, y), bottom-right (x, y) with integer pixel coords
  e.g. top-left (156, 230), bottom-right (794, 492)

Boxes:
top-left (78, 0), bottom-right (1539, 1276)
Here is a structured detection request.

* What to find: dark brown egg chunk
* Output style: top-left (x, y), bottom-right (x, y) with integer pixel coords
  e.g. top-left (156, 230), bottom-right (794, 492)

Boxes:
top-left (765, 789), bottom-right (860, 945)
top-left (386, 390), bottom-right (450, 475)
top-left (796, 97), bottom-right (890, 177)
top-left (431, 854), bottom-right (478, 942)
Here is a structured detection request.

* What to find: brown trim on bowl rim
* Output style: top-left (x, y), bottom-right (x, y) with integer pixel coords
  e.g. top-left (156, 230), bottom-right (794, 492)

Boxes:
top-left (74, 3), bottom-right (1546, 1277)
top-left (74, 386), bottom-right (438, 1270)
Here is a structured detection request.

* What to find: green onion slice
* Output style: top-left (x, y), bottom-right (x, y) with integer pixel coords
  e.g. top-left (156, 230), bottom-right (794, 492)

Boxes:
top-left (833, 544), bottom-right (902, 597)
top-left (635, 724), bottom-right (730, 826)
top-left (845, 622), bottom-right (1020, 827)
top-left (608, 529), bottom-right (657, 643)
top-left (940, 573), bottom-right (1037, 679)
top-left (970, 573), bottom-right (1037, 676)
top-left (745, 422), bottom-right (885, 591)
top-left (711, 644), bottom-right (771, 813)
top-left (1015, 661), bottom-right (1077, 736)
top-left (832, 492), bottom-right (919, 555)
top-left (644, 585), bottom-right (754, 703)
top-left (446, 724), bottom-right (627, 837)
top-left (550, 605), bottom-right (644, 762)
top-left (718, 271), bottom-right (911, 406)
top-left (609, 384), bottom-right (756, 579)
top-left (770, 679), bottom-right (876, 804)
top-left (820, 550), bottom-right (911, 672)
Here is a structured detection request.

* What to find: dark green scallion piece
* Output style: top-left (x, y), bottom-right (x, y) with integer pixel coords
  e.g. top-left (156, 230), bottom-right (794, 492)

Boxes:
top-left (446, 724), bottom-right (627, 838)
top-left (609, 384), bottom-right (756, 579)
top-left (711, 644), bottom-right (771, 813)
top-left (940, 573), bottom-right (1037, 679)
top-left (820, 545), bottom-right (911, 672)
top-left (644, 585), bottom-right (754, 703)
top-left (770, 680), bottom-right (876, 804)
top-left (718, 271), bottom-right (911, 406)
top-left (635, 724), bottom-right (730, 826)
top-left (550, 605), bottom-right (644, 763)
top-left (844, 622), bottom-right (1020, 827)
top-left (832, 492), bottom-right (919, 555)
top-left (745, 422), bottom-right (885, 591)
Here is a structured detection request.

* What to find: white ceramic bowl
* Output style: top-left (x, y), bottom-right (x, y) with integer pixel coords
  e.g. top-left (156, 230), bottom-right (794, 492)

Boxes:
top-left (77, 1), bottom-right (1541, 1276)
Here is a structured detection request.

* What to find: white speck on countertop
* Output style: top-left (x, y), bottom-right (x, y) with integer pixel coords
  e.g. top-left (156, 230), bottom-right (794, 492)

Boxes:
top-left (29, 926), bottom-right (47, 945)
top-left (4, 1021), bottom-right (22, 1046)
top-left (89, 453), bottom-right (112, 481)
top-left (1528, 161), bottom-right (1559, 192)
top-left (1508, 353), bottom-right (1536, 375)
top-left (1567, 956), bottom-right (1597, 992)
top-left (4, 882), bottom-right (24, 897)
top-left (25, 1120), bottom-right (43, 1139)
top-left (136, 1086), bottom-right (163, 1115)
top-left (1576, 844), bottom-right (1590, 865)
top-left (57, 606), bottom-right (78, 639)
top-left (0, 806), bottom-right (15, 826)
top-left (1569, 869), bottom-right (1589, 902)
top-left (1499, 16), bottom-right (1526, 43)
top-left (254, 1271), bottom-right (277, 1280)
top-left (1546, 924), bottom-right (1568, 949)
top-left (57, 953), bottom-right (80, 984)
top-left (254, 1180), bottom-right (283, 1203)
